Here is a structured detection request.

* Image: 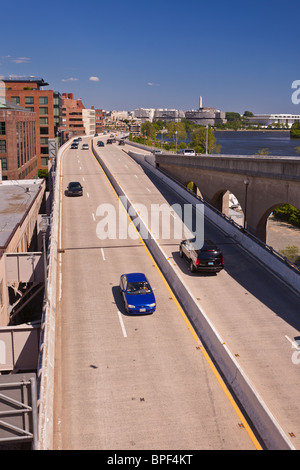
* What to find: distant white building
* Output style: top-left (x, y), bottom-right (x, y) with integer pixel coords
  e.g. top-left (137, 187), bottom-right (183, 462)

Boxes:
top-left (246, 114), bottom-right (300, 128)
top-left (185, 96), bottom-right (227, 126)
top-left (153, 108), bottom-right (185, 122)
top-left (82, 108), bottom-right (95, 135)
top-left (132, 108), bottom-right (155, 122)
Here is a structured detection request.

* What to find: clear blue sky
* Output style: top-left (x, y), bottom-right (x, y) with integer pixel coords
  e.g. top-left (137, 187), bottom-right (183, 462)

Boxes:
top-left (1, 0), bottom-right (300, 114)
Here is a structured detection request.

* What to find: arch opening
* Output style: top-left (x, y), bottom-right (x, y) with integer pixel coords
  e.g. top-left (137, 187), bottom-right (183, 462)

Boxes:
top-left (265, 204), bottom-right (300, 266)
top-left (185, 181), bottom-right (202, 198)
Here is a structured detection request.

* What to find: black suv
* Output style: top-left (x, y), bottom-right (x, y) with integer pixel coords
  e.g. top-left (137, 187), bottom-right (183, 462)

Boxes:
top-left (179, 238), bottom-right (224, 273)
top-left (67, 181), bottom-right (83, 197)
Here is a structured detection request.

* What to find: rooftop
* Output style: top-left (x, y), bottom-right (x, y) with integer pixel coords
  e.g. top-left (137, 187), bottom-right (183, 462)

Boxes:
top-left (0, 180), bottom-right (44, 248)
top-left (1, 77), bottom-right (49, 87)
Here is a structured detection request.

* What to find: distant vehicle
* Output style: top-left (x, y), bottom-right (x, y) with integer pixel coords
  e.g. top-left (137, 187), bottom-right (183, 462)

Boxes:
top-left (118, 140), bottom-right (125, 145)
top-left (179, 238), bottom-right (224, 273)
top-left (107, 139), bottom-right (113, 144)
top-left (178, 149), bottom-right (196, 156)
top-left (152, 149), bottom-right (162, 154)
top-left (94, 133), bottom-right (98, 137)
top-left (82, 143), bottom-right (89, 150)
top-left (120, 273), bottom-right (156, 314)
top-left (97, 140), bottom-right (104, 147)
top-left (71, 142), bottom-right (78, 149)
top-left (67, 181), bottom-right (83, 197)
top-left (77, 137), bottom-right (82, 141)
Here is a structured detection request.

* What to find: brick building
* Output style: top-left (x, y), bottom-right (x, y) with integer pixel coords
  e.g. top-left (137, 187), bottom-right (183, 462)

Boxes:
top-left (0, 100), bottom-right (37, 180)
top-left (4, 77), bottom-right (62, 170)
top-left (93, 106), bottom-right (104, 134)
top-left (60, 93), bottom-right (86, 138)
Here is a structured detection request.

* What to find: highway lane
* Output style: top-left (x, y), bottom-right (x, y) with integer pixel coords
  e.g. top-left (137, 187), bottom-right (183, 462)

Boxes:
top-left (53, 137), bottom-right (259, 450)
top-left (93, 136), bottom-right (300, 449)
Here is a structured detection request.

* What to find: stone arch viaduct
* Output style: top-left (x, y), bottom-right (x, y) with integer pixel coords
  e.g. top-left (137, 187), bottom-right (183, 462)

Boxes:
top-left (155, 153), bottom-right (300, 243)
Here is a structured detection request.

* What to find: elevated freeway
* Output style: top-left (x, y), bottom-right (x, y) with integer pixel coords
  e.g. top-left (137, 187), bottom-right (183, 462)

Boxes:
top-left (38, 134), bottom-right (300, 450)
top-left (52, 137), bottom-right (260, 450)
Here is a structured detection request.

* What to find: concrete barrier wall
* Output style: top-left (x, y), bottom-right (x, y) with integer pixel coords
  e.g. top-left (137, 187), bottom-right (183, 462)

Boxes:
top-left (96, 144), bottom-right (294, 450)
top-left (36, 139), bottom-right (70, 450)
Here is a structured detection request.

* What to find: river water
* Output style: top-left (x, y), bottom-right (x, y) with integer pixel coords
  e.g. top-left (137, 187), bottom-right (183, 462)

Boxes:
top-left (214, 130), bottom-right (300, 157)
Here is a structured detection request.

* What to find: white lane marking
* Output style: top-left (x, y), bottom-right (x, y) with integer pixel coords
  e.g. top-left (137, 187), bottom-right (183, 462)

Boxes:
top-left (100, 248), bottom-right (105, 260)
top-left (146, 187), bottom-right (151, 193)
top-left (118, 311), bottom-right (127, 338)
top-left (92, 213), bottom-right (95, 221)
top-left (87, 192), bottom-right (90, 198)
top-left (285, 335), bottom-right (300, 350)
top-left (134, 174), bottom-right (138, 178)
top-left (82, 177), bottom-right (85, 181)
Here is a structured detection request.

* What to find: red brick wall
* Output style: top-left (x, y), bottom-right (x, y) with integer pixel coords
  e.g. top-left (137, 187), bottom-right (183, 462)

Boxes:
top-left (6, 84), bottom-right (55, 169)
top-left (0, 108), bottom-right (38, 180)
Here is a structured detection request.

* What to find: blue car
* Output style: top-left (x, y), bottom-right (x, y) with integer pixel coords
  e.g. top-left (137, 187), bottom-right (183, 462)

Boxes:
top-left (120, 273), bottom-right (156, 314)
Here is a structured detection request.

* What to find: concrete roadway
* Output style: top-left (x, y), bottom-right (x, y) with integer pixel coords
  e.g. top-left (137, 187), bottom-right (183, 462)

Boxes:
top-left (53, 136), bottom-right (260, 450)
top-left (90, 136), bottom-right (300, 450)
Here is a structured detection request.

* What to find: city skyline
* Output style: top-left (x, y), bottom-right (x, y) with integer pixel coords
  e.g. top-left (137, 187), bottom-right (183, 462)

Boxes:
top-left (1, 0), bottom-right (299, 114)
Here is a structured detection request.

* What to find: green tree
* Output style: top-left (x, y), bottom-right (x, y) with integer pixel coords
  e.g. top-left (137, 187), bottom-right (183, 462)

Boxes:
top-left (290, 122), bottom-right (300, 138)
top-left (243, 111), bottom-right (254, 117)
top-left (189, 126), bottom-right (216, 154)
top-left (141, 121), bottom-right (156, 139)
top-left (273, 204), bottom-right (300, 227)
top-left (166, 121), bottom-right (187, 141)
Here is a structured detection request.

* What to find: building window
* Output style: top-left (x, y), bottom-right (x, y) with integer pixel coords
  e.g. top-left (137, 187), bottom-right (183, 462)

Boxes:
top-left (40, 127), bottom-right (49, 135)
top-left (40, 147), bottom-right (48, 154)
top-left (0, 122), bottom-right (5, 135)
top-left (39, 107), bottom-right (48, 115)
top-left (10, 96), bottom-right (20, 105)
top-left (41, 157), bottom-right (48, 166)
top-left (39, 96), bottom-right (48, 105)
top-left (25, 107), bottom-right (34, 112)
top-left (0, 140), bottom-right (6, 153)
top-left (40, 137), bottom-right (48, 145)
top-left (25, 96), bottom-right (34, 104)
top-left (1, 158), bottom-right (7, 170)
top-left (40, 117), bottom-right (48, 124)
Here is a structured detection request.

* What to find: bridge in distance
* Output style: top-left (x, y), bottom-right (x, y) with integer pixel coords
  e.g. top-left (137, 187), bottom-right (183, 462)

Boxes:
top-left (50, 135), bottom-right (300, 450)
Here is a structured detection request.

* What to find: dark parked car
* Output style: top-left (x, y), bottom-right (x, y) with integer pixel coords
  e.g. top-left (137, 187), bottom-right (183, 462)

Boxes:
top-left (107, 139), bottom-right (113, 144)
top-left (97, 140), bottom-right (104, 147)
top-left (67, 181), bottom-right (83, 197)
top-left (70, 142), bottom-right (78, 149)
top-left (179, 238), bottom-right (224, 273)
top-left (120, 273), bottom-right (156, 314)
top-left (118, 140), bottom-right (125, 145)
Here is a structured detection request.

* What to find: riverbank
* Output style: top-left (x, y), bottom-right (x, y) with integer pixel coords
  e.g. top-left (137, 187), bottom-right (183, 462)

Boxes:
top-left (214, 128), bottom-right (291, 132)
